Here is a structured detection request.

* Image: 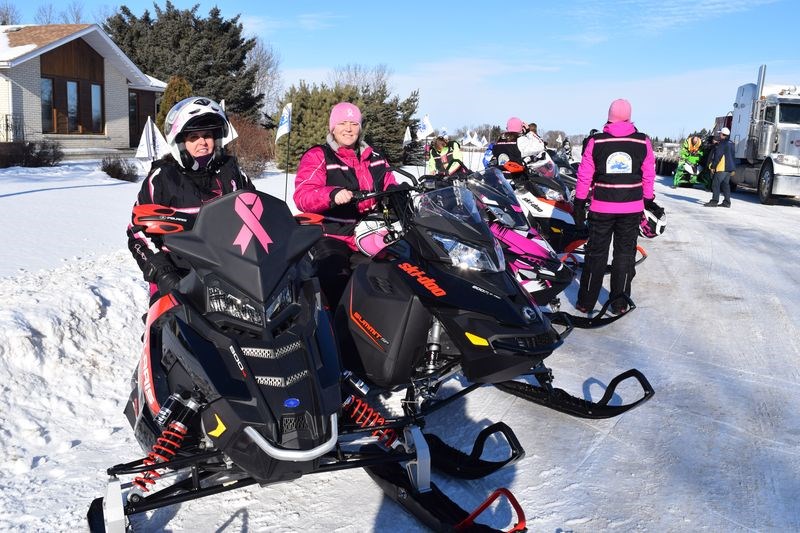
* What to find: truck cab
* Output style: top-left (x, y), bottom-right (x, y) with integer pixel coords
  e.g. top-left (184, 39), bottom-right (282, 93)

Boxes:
top-left (728, 66), bottom-right (800, 204)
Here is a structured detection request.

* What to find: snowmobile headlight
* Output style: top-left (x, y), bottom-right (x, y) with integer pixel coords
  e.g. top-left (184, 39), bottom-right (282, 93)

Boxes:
top-left (486, 205), bottom-right (516, 227)
top-left (774, 154), bottom-right (800, 167)
top-left (430, 232), bottom-right (506, 273)
top-left (532, 182), bottom-right (564, 203)
top-left (544, 188), bottom-right (565, 202)
top-left (265, 284), bottom-right (294, 321)
top-left (207, 286), bottom-right (264, 327)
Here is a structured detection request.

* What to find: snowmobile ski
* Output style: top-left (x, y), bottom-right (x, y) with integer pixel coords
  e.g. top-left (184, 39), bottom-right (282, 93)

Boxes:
top-left (495, 367), bottom-right (654, 419)
top-left (365, 461), bottom-right (526, 532)
top-left (425, 422), bottom-right (525, 479)
top-left (546, 295), bottom-right (636, 329)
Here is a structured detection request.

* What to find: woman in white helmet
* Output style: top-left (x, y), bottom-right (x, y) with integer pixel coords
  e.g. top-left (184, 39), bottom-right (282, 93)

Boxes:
top-left (126, 96), bottom-right (254, 298)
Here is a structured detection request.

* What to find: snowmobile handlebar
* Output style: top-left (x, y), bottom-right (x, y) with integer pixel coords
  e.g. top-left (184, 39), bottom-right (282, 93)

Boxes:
top-left (132, 204), bottom-right (196, 234)
top-left (349, 184), bottom-right (414, 203)
top-left (348, 166), bottom-right (423, 203)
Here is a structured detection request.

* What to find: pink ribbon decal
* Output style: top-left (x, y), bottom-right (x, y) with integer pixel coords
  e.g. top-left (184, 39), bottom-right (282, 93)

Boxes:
top-left (233, 193), bottom-right (273, 254)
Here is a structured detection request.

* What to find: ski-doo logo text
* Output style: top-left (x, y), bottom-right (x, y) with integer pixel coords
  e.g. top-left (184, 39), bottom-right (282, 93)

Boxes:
top-left (397, 263), bottom-right (446, 296)
top-left (228, 346), bottom-right (248, 378)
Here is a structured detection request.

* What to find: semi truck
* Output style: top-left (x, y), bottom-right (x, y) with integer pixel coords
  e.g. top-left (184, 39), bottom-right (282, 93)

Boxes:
top-left (727, 64), bottom-right (800, 204)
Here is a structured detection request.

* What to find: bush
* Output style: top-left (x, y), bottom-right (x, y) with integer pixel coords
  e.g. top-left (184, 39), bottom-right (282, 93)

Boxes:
top-left (101, 156), bottom-right (139, 182)
top-left (0, 140), bottom-right (64, 168)
top-left (227, 114), bottom-right (274, 179)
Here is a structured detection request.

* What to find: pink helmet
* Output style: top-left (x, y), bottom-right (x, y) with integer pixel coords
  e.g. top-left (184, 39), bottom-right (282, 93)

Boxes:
top-left (506, 117), bottom-right (524, 133)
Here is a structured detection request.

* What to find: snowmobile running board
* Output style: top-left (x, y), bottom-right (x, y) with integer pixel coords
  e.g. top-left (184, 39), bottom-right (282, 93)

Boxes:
top-left (546, 294), bottom-right (636, 329)
top-left (494, 368), bottom-right (654, 419)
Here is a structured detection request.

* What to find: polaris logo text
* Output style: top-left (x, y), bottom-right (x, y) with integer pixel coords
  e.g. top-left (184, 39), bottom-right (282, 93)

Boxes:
top-left (397, 263), bottom-right (447, 296)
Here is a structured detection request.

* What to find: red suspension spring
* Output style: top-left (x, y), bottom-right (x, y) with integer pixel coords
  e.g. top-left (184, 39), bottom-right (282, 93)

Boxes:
top-left (345, 396), bottom-right (398, 447)
top-left (132, 421), bottom-right (189, 492)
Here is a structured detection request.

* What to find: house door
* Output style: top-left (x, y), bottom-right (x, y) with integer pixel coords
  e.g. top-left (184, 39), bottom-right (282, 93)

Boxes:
top-left (129, 90), bottom-right (159, 148)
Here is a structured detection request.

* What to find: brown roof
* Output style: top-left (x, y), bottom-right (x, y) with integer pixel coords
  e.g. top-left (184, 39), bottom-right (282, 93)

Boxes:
top-left (5, 24), bottom-right (92, 50)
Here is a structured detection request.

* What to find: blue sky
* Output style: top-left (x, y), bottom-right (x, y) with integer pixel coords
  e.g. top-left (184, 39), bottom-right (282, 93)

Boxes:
top-left (17, 0), bottom-right (800, 139)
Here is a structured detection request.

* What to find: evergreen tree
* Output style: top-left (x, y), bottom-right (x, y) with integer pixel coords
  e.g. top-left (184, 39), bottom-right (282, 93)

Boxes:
top-left (275, 81), bottom-right (419, 171)
top-left (360, 82), bottom-right (419, 164)
top-left (156, 75), bottom-right (193, 132)
top-left (274, 83), bottom-right (357, 172)
top-left (103, 2), bottom-right (262, 118)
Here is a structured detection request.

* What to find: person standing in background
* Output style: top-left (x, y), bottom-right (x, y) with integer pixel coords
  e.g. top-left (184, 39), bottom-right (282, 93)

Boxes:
top-left (704, 127), bottom-right (735, 207)
top-left (573, 99), bottom-right (656, 315)
top-left (427, 133), bottom-right (466, 175)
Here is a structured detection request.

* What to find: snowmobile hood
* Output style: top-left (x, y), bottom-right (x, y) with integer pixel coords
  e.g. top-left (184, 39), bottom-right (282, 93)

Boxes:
top-left (164, 190), bottom-right (322, 303)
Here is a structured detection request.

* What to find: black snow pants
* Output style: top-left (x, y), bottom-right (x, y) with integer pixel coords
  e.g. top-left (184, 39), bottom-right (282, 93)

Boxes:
top-left (577, 212), bottom-right (641, 309)
top-left (310, 237), bottom-right (355, 311)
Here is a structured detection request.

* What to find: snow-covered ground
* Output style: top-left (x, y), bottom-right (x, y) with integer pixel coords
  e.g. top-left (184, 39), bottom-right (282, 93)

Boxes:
top-left (1, 157), bottom-right (799, 532)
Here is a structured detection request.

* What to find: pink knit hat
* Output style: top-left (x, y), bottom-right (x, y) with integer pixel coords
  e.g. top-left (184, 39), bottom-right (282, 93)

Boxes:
top-left (607, 99), bottom-right (632, 123)
top-left (506, 117), bottom-right (524, 133)
top-left (329, 102), bottom-right (362, 132)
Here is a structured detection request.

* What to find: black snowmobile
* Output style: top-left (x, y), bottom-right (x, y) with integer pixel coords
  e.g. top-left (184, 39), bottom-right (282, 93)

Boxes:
top-left (87, 190), bottom-right (531, 532)
top-left (313, 179), bottom-right (652, 437)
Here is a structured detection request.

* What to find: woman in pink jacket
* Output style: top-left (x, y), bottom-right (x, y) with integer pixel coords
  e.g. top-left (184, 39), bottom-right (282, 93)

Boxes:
top-left (294, 102), bottom-right (398, 308)
top-left (573, 99), bottom-right (656, 315)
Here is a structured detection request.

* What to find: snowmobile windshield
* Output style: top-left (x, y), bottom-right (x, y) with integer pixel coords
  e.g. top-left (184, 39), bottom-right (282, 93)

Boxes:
top-left (470, 167), bottom-right (516, 200)
top-left (414, 185), bottom-right (483, 226)
top-left (467, 168), bottom-right (528, 229)
top-left (414, 186), bottom-right (505, 273)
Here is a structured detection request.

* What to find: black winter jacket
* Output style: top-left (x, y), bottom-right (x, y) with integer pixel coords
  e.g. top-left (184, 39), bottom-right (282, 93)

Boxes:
top-left (126, 155), bottom-right (254, 282)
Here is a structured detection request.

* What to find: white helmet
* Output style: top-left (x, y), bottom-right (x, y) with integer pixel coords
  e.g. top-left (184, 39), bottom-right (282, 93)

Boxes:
top-left (163, 97), bottom-right (232, 169)
top-left (640, 201), bottom-right (666, 238)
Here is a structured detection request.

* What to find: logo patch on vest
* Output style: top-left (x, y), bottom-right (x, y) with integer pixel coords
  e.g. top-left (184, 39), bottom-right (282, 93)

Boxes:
top-left (606, 152), bottom-right (632, 173)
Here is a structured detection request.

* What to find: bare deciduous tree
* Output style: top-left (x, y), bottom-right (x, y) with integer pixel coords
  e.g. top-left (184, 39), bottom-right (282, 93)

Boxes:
top-left (59, 1), bottom-right (84, 23)
top-left (0, 2), bottom-right (21, 24)
top-left (328, 64), bottom-right (392, 92)
top-left (34, 4), bottom-right (57, 24)
top-left (246, 38), bottom-right (282, 119)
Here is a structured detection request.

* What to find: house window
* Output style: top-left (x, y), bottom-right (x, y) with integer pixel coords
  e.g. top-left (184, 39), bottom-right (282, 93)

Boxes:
top-left (67, 81), bottom-right (79, 132)
top-left (91, 84), bottom-right (103, 133)
top-left (40, 78), bottom-right (105, 134)
top-left (41, 78), bottom-right (54, 133)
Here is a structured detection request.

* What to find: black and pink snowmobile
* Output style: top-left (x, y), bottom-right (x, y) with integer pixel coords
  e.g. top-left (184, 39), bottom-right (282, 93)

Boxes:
top-left (87, 190), bottom-right (532, 532)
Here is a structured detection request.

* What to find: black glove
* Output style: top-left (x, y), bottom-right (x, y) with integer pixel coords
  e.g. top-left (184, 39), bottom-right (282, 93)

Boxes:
top-left (145, 253), bottom-right (182, 295)
top-left (644, 197), bottom-right (658, 212)
top-left (387, 182), bottom-right (412, 192)
top-left (573, 198), bottom-right (587, 227)
top-left (156, 269), bottom-right (182, 295)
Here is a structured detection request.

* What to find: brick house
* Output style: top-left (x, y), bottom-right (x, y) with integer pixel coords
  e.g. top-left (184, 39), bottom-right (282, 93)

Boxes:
top-left (0, 24), bottom-right (165, 152)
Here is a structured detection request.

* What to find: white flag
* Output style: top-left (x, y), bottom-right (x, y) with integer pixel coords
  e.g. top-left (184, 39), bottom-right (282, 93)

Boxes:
top-left (416, 114), bottom-right (435, 139)
top-left (275, 103), bottom-right (292, 141)
top-left (403, 126), bottom-right (412, 147)
top-left (135, 116), bottom-right (170, 161)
